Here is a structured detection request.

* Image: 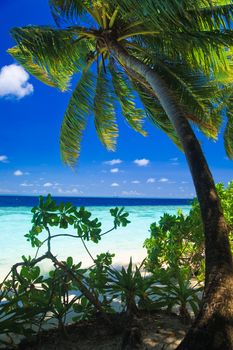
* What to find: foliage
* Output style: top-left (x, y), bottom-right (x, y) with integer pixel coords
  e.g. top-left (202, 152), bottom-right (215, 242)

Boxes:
top-left (8, 1), bottom-right (233, 166)
top-left (25, 194), bottom-right (130, 247)
top-left (106, 259), bottom-right (154, 314)
top-left (143, 181), bottom-right (233, 320)
top-left (151, 267), bottom-right (202, 323)
top-left (144, 205), bottom-right (204, 281)
top-left (1, 183), bottom-right (232, 346)
top-left (0, 194), bottom-right (130, 348)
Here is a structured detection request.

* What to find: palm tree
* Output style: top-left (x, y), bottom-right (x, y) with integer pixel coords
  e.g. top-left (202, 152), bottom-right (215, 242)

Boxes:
top-left (8, 1), bottom-right (233, 349)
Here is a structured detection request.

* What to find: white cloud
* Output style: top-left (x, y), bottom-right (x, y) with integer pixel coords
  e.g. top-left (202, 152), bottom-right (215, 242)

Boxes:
top-left (111, 182), bottom-right (119, 187)
top-left (158, 178), bottom-right (169, 182)
top-left (0, 64), bottom-right (33, 99)
top-left (147, 178), bottom-right (155, 183)
top-left (122, 190), bottom-right (141, 196)
top-left (104, 159), bottom-right (122, 165)
top-left (134, 158), bottom-right (150, 167)
top-left (0, 188), bottom-right (16, 194)
top-left (181, 181), bottom-right (189, 184)
top-left (131, 180), bottom-right (140, 184)
top-left (170, 157), bottom-right (178, 161)
top-left (14, 170), bottom-right (23, 176)
top-left (0, 155), bottom-right (8, 163)
top-left (43, 182), bottom-right (53, 187)
top-left (57, 187), bottom-right (83, 195)
top-left (110, 168), bottom-right (119, 173)
top-left (20, 183), bottom-right (33, 187)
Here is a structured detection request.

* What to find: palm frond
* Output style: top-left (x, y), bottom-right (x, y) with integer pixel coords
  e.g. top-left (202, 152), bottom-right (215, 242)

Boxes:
top-left (152, 61), bottom-right (222, 138)
top-left (10, 26), bottom-right (94, 91)
top-left (131, 30), bottom-right (233, 75)
top-left (109, 60), bottom-right (147, 136)
top-left (60, 70), bottom-right (96, 166)
top-left (224, 89), bottom-right (233, 159)
top-left (187, 3), bottom-right (233, 30)
top-left (224, 113), bottom-right (233, 159)
top-left (93, 65), bottom-right (118, 150)
top-left (123, 47), bottom-right (221, 140)
top-left (112, 0), bottom-right (233, 33)
top-left (49, 0), bottom-right (115, 27)
top-left (8, 46), bottom-right (57, 88)
top-left (49, 0), bottom-right (87, 24)
top-left (133, 81), bottom-right (182, 150)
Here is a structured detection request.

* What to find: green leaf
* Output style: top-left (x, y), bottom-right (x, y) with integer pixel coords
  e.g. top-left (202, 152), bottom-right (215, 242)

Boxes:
top-left (67, 256), bottom-right (73, 267)
top-left (94, 65), bottom-right (118, 150)
top-left (109, 61), bottom-right (147, 136)
top-left (224, 114), bottom-right (233, 159)
top-left (60, 70), bottom-right (96, 166)
top-left (9, 26), bottom-right (89, 91)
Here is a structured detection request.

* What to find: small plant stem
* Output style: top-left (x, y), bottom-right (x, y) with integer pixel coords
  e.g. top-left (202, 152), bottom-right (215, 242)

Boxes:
top-left (45, 226), bottom-right (51, 253)
top-left (34, 226), bottom-right (116, 258)
top-left (80, 237), bottom-right (95, 262)
top-left (47, 252), bottom-right (111, 324)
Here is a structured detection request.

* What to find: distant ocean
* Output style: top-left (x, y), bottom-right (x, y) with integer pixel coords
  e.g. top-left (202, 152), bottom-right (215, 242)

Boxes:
top-left (0, 195), bottom-right (192, 207)
top-left (0, 196), bottom-right (192, 280)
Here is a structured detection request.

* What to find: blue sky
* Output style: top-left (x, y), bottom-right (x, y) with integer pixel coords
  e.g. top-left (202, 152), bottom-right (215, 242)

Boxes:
top-left (0, 0), bottom-right (232, 198)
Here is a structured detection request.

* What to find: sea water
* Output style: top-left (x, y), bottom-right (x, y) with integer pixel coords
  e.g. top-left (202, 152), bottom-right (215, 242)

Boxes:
top-left (0, 197), bottom-right (191, 280)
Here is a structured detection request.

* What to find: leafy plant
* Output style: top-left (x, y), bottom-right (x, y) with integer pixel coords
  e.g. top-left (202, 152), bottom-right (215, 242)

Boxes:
top-left (152, 268), bottom-right (202, 323)
top-left (106, 259), bottom-right (154, 315)
top-left (144, 208), bottom-right (204, 282)
top-left (0, 195), bottom-right (130, 348)
top-left (143, 182), bottom-right (233, 321)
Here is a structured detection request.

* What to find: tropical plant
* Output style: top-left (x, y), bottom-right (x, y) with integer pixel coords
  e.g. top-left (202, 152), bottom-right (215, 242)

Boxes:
top-left (8, 2), bottom-right (233, 349)
top-left (144, 181), bottom-right (233, 325)
top-left (106, 259), bottom-right (154, 315)
top-left (152, 267), bottom-right (202, 324)
top-left (144, 209), bottom-right (205, 282)
top-left (144, 181), bottom-right (233, 281)
top-left (0, 195), bottom-right (130, 348)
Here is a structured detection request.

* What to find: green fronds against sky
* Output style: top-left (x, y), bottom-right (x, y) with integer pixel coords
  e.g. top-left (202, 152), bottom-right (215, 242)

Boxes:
top-left (8, 46), bottom-right (57, 88)
top-left (94, 66), bottom-right (118, 151)
top-left (109, 60), bottom-right (147, 136)
top-left (224, 115), bottom-right (233, 159)
top-left (60, 70), bottom-right (96, 166)
top-left (8, 0), bottom-right (233, 165)
top-left (9, 26), bottom-right (96, 91)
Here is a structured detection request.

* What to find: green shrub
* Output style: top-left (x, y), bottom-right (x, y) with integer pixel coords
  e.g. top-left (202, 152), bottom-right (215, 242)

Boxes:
top-left (106, 259), bottom-right (154, 314)
top-left (143, 181), bottom-right (233, 320)
top-left (0, 195), bottom-right (130, 348)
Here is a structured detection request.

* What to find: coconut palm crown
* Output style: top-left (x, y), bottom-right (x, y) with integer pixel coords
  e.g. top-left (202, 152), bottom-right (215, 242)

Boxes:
top-left (8, 0), bottom-right (233, 166)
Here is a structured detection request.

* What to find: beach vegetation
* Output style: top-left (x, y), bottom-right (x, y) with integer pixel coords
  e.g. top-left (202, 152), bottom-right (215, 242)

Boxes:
top-left (106, 258), bottom-right (154, 315)
top-left (1, 187), bottom-right (232, 347)
top-left (144, 181), bottom-right (233, 323)
top-left (0, 195), bottom-right (131, 346)
top-left (0, 194), bottom-right (203, 349)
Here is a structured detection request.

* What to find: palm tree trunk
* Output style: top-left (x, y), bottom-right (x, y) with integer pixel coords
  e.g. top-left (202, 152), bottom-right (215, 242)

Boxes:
top-left (108, 39), bottom-right (233, 349)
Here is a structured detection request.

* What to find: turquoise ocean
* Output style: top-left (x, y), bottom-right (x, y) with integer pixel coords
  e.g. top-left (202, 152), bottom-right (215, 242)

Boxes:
top-left (0, 196), bottom-right (191, 280)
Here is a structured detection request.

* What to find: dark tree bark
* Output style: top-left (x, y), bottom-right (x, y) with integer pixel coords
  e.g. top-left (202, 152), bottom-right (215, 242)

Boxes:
top-left (108, 39), bottom-right (233, 350)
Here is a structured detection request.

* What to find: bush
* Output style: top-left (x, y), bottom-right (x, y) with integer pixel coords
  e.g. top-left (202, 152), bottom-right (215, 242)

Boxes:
top-left (0, 195), bottom-right (130, 348)
top-left (143, 181), bottom-right (233, 320)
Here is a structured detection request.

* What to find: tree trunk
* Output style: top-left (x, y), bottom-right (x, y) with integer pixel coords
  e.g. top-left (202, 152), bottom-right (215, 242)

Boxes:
top-left (108, 39), bottom-right (233, 349)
